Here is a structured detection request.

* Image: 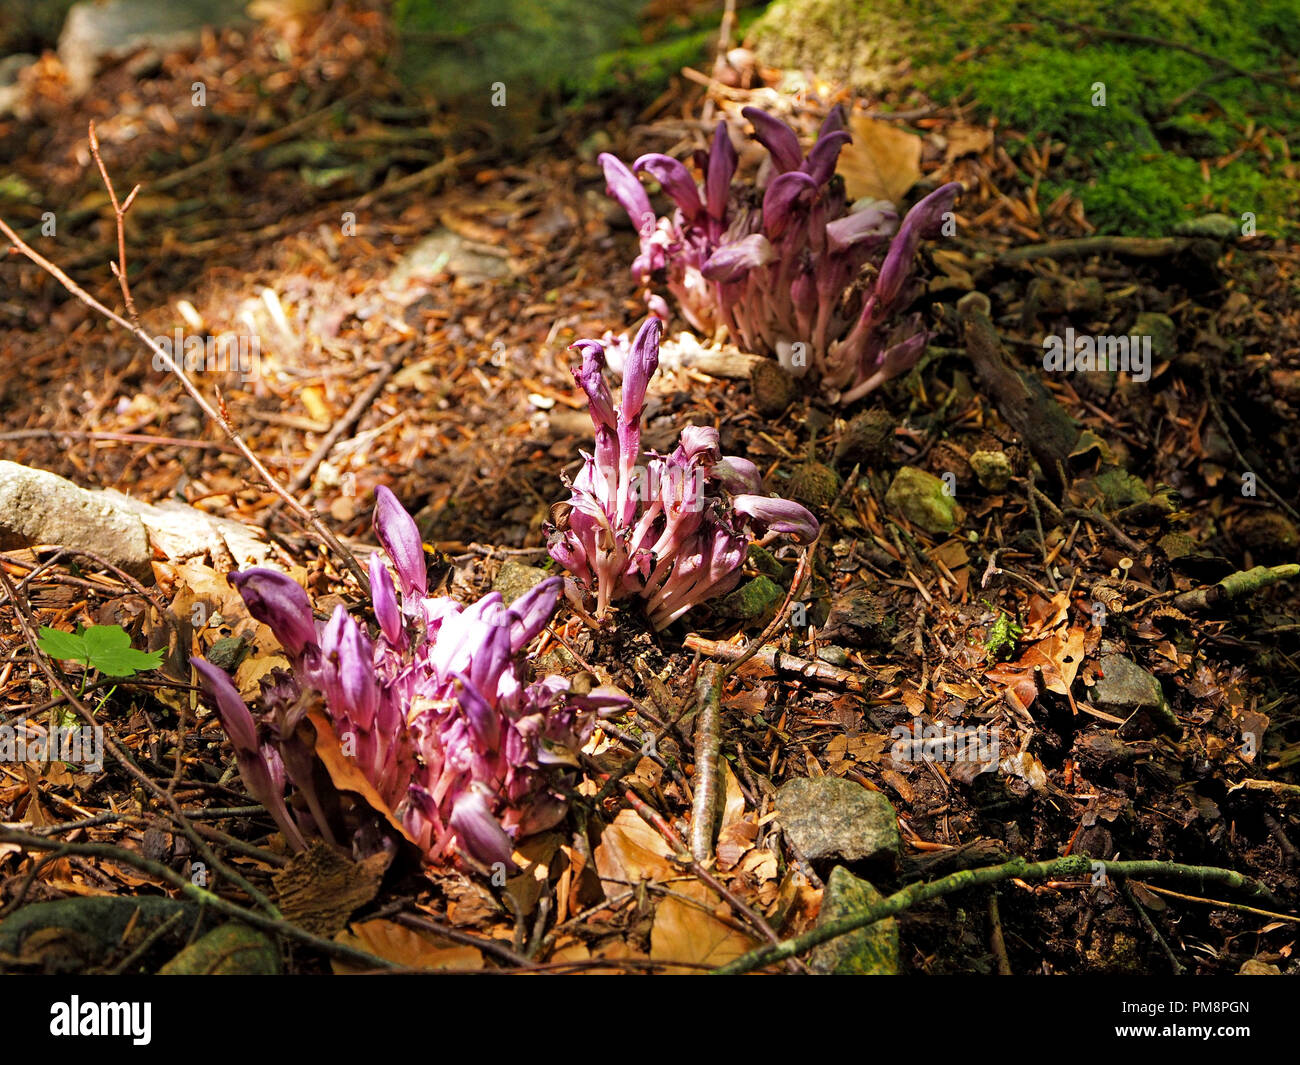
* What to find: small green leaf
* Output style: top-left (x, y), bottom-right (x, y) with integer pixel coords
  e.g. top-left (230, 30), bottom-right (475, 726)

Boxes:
top-left (41, 625), bottom-right (163, 677)
top-left (37, 627), bottom-right (89, 664)
top-left (82, 625), bottom-right (132, 657)
top-left (89, 644), bottom-right (165, 678)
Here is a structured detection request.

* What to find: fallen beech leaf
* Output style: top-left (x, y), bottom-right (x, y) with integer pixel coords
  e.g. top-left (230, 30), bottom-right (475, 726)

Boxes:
top-left (333, 919), bottom-right (483, 973)
top-left (720, 759), bottom-right (746, 830)
top-left (650, 881), bottom-right (758, 973)
top-left (593, 808), bottom-right (676, 897)
top-left (838, 115), bottom-right (923, 204)
top-left (942, 122), bottom-right (993, 164)
top-left (306, 708), bottom-right (417, 846)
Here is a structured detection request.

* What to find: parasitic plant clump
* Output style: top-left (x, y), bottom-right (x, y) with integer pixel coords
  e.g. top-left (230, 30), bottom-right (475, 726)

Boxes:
top-left (195, 487), bottom-right (626, 870)
top-left (546, 317), bottom-right (818, 630)
top-left (599, 106), bottom-right (961, 405)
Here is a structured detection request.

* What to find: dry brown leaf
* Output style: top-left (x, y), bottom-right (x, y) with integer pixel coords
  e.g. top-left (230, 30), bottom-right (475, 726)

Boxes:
top-left (943, 122), bottom-right (993, 164)
top-left (593, 808), bottom-right (677, 897)
top-left (837, 115), bottom-right (923, 204)
top-left (333, 919), bottom-right (483, 973)
top-left (306, 708), bottom-right (417, 846)
top-left (649, 881), bottom-right (758, 973)
top-left (720, 759), bottom-right (746, 830)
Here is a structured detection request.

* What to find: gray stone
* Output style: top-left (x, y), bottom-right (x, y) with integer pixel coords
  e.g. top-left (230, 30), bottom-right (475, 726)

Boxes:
top-left (387, 228), bottom-right (511, 288)
top-left (1132, 312), bottom-right (1176, 363)
top-left (884, 466), bottom-right (964, 534)
top-left (1091, 654), bottom-right (1180, 735)
top-left (102, 491), bottom-right (273, 568)
top-left (968, 450), bottom-right (1012, 492)
top-left (1175, 214), bottom-right (1242, 241)
top-left (59, 0), bottom-right (248, 94)
top-left (491, 559), bottom-right (550, 605)
top-left (0, 461), bottom-right (152, 581)
top-left (777, 776), bottom-right (900, 869)
top-left (809, 866), bottom-right (899, 975)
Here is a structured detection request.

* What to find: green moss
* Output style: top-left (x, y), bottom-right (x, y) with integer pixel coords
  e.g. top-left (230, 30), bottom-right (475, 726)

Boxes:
top-left (751, 0), bottom-right (1300, 235)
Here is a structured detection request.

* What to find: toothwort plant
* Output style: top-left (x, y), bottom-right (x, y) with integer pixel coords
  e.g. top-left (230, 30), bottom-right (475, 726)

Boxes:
top-left (195, 487), bottom-right (627, 869)
top-left (599, 107), bottom-right (961, 404)
top-left (547, 317), bottom-right (818, 629)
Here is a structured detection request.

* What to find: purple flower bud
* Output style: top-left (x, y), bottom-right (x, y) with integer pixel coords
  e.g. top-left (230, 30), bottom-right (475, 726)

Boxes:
top-left (570, 339), bottom-right (617, 432)
top-left (876, 182), bottom-right (961, 307)
top-left (598, 151), bottom-right (653, 231)
top-left (450, 784), bottom-right (517, 868)
top-left (802, 129), bottom-right (851, 186)
top-left (706, 120), bottom-right (737, 222)
top-left (368, 552), bottom-right (404, 646)
top-left (507, 576), bottom-right (561, 653)
top-left (228, 568), bottom-right (317, 659)
top-left (619, 316), bottom-right (662, 423)
top-left (193, 658), bottom-right (307, 850)
top-left (321, 605), bottom-right (379, 731)
top-left (373, 485), bottom-right (427, 600)
top-left (734, 495), bottom-right (820, 542)
top-left (819, 104), bottom-right (847, 138)
top-left (762, 171), bottom-right (817, 236)
top-left (701, 233), bottom-right (775, 282)
top-left (742, 107), bottom-right (803, 173)
top-left (825, 201), bottom-right (899, 253)
top-left (450, 673), bottom-right (501, 750)
top-left (712, 456), bottom-right (762, 494)
top-left (633, 153), bottom-right (703, 221)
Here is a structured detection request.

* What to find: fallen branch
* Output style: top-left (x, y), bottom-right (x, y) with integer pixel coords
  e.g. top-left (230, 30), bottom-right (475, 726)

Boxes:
top-left (997, 235), bottom-right (1194, 264)
top-left (689, 662), bottom-right (725, 863)
top-left (959, 291), bottom-right (1078, 488)
top-left (684, 635), bottom-right (874, 693)
top-left (0, 825), bottom-right (398, 972)
top-left (713, 854), bottom-right (1285, 974)
top-left (1173, 564), bottom-right (1300, 613)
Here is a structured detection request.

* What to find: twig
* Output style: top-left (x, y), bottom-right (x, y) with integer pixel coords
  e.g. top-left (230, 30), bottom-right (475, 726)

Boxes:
top-left (0, 825), bottom-right (398, 971)
top-left (1172, 564), bottom-right (1300, 613)
top-left (1121, 881), bottom-right (1185, 975)
top-left (689, 662), bottom-right (725, 863)
top-left (278, 339), bottom-right (415, 500)
top-left (1204, 381), bottom-right (1300, 522)
top-left (109, 908), bottom-right (189, 975)
top-left (0, 566), bottom-right (281, 917)
top-left (0, 210), bottom-right (369, 595)
top-left (714, 855), bottom-right (1285, 974)
top-left (683, 635), bottom-right (874, 693)
top-left (87, 120), bottom-right (141, 325)
top-left (987, 889), bottom-right (1012, 975)
top-left (997, 236), bottom-right (1194, 263)
top-left (1063, 506), bottom-right (1146, 556)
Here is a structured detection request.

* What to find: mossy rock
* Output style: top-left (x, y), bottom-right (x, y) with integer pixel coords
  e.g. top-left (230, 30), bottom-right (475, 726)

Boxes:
top-left (159, 922), bottom-right (281, 975)
top-left (884, 465), bottom-right (964, 534)
top-left (809, 866), bottom-right (900, 975)
top-left (748, 0), bottom-right (1299, 236)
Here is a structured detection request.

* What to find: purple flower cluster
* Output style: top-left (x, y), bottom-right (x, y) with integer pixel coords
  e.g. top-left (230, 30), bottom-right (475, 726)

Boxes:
top-left (599, 106), bottom-right (962, 404)
top-left (194, 487), bottom-right (626, 868)
top-left (547, 318), bottom-right (818, 629)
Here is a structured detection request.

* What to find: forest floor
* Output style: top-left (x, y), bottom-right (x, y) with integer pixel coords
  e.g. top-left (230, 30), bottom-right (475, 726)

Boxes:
top-left (0, 6), bottom-right (1297, 974)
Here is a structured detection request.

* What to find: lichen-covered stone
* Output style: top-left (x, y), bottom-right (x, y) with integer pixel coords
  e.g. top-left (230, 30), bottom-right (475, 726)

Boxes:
top-left (809, 866), bottom-right (899, 975)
